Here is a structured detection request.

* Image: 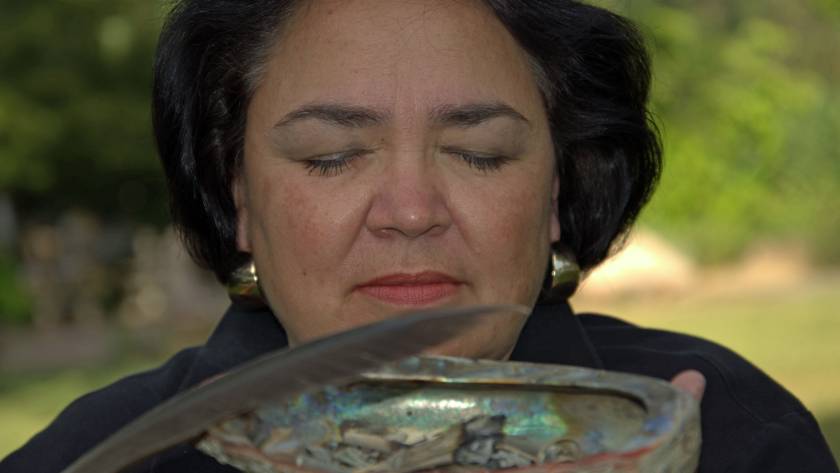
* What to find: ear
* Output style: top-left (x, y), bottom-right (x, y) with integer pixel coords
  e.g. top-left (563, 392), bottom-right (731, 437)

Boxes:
top-left (233, 174), bottom-right (252, 253)
top-left (549, 173), bottom-right (561, 243)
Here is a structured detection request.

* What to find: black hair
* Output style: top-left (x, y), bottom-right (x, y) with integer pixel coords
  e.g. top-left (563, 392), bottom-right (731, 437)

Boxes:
top-left (485, 1), bottom-right (661, 271)
top-left (153, 0), bottom-right (661, 283)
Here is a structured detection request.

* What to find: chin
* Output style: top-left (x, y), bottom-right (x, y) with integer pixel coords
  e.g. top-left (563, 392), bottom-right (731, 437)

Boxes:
top-left (419, 313), bottom-right (527, 361)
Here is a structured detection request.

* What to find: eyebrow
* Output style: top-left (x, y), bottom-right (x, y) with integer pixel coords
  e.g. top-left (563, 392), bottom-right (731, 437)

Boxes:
top-left (272, 101), bottom-right (529, 130)
top-left (273, 103), bottom-right (388, 129)
top-left (430, 102), bottom-right (530, 128)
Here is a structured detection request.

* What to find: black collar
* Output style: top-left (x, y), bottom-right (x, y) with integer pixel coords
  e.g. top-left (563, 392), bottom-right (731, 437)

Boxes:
top-left (184, 301), bottom-right (603, 388)
top-left (180, 303), bottom-right (289, 389)
top-left (510, 302), bottom-right (604, 369)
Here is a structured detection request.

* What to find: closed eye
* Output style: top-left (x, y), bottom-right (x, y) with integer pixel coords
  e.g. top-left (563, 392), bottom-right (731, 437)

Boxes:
top-left (303, 147), bottom-right (514, 176)
top-left (441, 146), bottom-right (514, 173)
top-left (303, 149), bottom-right (373, 177)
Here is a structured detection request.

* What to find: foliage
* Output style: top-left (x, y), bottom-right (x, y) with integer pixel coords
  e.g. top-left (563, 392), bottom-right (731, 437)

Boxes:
top-left (599, 0), bottom-right (840, 263)
top-left (0, 0), bottom-right (168, 224)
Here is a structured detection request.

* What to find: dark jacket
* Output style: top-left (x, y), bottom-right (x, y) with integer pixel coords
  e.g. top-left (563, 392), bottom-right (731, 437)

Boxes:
top-left (3, 302), bottom-right (838, 472)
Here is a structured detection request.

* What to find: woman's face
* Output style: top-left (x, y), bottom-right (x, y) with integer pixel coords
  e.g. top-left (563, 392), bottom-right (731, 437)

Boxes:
top-left (236, 0), bottom-right (560, 359)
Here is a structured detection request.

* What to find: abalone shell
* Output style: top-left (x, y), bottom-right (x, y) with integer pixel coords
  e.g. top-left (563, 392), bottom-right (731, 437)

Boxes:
top-left (198, 356), bottom-right (700, 473)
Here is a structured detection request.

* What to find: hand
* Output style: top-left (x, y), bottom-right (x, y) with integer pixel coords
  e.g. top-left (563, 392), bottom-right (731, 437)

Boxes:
top-left (670, 369), bottom-right (706, 402)
top-left (670, 370), bottom-right (705, 473)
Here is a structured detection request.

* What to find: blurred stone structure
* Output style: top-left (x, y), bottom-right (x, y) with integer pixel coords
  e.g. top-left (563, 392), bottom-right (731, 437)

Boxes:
top-left (20, 212), bottom-right (120, 328)
top-left (577, 229), bottom-right (697, 299)
top-left (117, 226), bottom-right (228, 327)
top-left (17, 210), bottom-right (226, 330)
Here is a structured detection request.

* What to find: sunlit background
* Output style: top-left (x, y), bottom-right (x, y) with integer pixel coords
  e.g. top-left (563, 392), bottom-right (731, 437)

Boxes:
top-left (1, 0), bottom-right (838, 462)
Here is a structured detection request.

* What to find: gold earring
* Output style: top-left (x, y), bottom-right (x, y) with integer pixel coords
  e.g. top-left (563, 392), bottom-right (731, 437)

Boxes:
top-left (545, 247), bottom-right (581, 301)
top-left (227, 260), bottom-right (265, 307)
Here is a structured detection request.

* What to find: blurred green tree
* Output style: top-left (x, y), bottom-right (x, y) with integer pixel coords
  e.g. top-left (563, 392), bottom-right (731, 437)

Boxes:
top-left (0, 0), bottom-right (167, 224)
top-left (602, 0), bottom-right (840, 262)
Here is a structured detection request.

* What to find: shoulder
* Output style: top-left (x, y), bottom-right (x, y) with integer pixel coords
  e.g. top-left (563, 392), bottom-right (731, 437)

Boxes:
top-left (578, 312), bottom-right (802, 419)
top-left (1, 347), bottom-right (202, 473)
top-left (578, 313), bottom-right (838, 473)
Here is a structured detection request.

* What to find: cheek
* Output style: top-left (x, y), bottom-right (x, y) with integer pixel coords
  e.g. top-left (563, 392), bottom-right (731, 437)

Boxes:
top-left (480, 170), bottom-right (552, 242)
top-left (248, 172), bottom-right (362, 296)
top-left (458, 172), bottom-right (553, 300)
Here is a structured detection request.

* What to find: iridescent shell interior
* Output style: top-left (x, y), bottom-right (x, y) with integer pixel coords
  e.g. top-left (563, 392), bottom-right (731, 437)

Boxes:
top-left (198, 356), bottom-right (700, 473)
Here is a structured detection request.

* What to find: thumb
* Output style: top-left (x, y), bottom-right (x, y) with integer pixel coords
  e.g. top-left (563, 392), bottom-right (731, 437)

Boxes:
top-left (670, 369), bottom-right (706, 402)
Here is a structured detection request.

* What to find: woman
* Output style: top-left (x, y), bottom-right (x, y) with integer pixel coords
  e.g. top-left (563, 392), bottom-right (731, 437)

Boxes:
top-left (3, 0), bottom-right (836, 472)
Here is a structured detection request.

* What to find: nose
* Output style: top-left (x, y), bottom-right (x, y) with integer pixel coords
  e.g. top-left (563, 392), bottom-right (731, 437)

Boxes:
top-left (365, 154), bottom-right (452, 239)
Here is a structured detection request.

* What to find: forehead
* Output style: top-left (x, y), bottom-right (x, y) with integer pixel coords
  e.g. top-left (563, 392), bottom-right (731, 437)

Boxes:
top-left (253, 0), bottom-right (545, 121)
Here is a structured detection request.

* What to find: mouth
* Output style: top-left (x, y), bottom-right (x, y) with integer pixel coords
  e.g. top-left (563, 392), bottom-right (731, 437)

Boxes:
top-left (355, 271), bottom-right (464, 306)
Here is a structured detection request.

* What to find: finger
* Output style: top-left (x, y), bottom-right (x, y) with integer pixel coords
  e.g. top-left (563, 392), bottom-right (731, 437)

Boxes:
top-left (670, 369), bottom-right (706, 402)
top-left (198, 373), bottom-right (226, 387)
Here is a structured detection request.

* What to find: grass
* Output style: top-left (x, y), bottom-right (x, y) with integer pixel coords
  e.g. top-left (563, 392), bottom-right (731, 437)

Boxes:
top-left (1, 276), bottom-right (839, 465)
top-left (0, 357), bottom-right (167, 457)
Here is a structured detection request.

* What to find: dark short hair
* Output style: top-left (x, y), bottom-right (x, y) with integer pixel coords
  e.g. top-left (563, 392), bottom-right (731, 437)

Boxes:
top-left (153, 0), bottom-right (661, 283)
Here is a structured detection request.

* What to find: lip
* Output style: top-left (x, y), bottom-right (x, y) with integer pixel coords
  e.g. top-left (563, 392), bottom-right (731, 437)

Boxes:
top-left (356, 272), bottom-right (463, 306)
